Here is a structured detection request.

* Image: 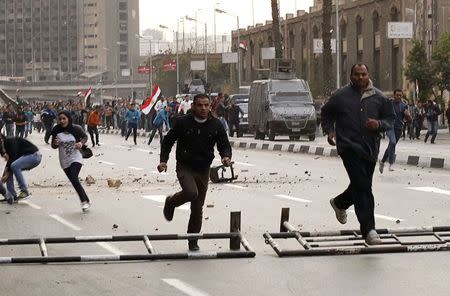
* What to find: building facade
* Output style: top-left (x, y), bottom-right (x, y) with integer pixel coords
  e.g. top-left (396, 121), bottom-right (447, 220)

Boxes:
top-left (0, 0), bottom-right (139, 82)
top-left (0, 0), bottom-right (79, 81)
top-left (232, 0), bottom-right (450, 95)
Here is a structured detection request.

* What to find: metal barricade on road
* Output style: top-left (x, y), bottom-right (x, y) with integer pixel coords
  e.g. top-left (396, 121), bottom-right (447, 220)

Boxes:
top-left (264, 208), bottom-right (450, 257)
top-left (0, 212), bottom-right (255, 264)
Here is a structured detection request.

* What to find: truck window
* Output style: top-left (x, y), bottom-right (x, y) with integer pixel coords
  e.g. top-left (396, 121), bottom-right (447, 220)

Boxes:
top-left (270, 80), bottom-right (306, 93)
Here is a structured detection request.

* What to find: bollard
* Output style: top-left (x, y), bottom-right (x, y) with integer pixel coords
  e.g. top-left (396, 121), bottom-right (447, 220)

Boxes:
top-left (230, 211), bottom-right (241, 251)
top-left (280, 208), bottom-right (290, 232)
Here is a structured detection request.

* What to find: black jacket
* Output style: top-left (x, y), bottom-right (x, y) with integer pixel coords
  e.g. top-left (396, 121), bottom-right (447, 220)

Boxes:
top-left (160, 113), bottom-right (232, 171)
top-left (321, 83), bottom-right (395, 162)
top-left (1, 138), bottom-right (39, 172)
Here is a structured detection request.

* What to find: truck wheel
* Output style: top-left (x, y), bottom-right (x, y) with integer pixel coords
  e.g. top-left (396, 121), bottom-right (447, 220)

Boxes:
top-left (289, 136), bottom-right (296, 141)
top-left (268, 129), bottom-right (275, 141)
top-left (308, 135), bottom-right (316, 141)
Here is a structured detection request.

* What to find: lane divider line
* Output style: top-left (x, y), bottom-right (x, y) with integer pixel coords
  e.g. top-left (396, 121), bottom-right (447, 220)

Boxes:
top-left (49, 214), bottom-right (82, 231)
top-left (274, 194), bottom-right (312, 203)
top-left (162, 278), bottom-right (210, 296)
top-left (136, 148), bottom-right (151, 153)
top-left (19, 200), bottom-right (42, 209)
top-left (406, 186), bottom-right (450, 196)
top-left (224, 184), bottom-right (247, 190)
top-left (128, 166), bottom-right (144, 171)
top-left (98, 160), bottom-right (116, 166)
top-left (96, 242), bottom-right (123, 255)
top-left (348, 210), bottom-right (404, 222)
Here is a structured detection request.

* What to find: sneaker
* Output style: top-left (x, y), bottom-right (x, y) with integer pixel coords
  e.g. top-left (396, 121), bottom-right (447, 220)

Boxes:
top-left (188, 240), bottom-right (200, 251)
top-left (81, 201), bottom-right (91, 212)
top-left (379, 160), bottom-right (385, 174)
top-left (389, 164), bottom-right (395, 172)
top-left (18, 191), bottom-right (31, 200)
top-left (365, 229), bottom-right (382, 245)
top-left (97, 143), bottom-right (101, 146)
top-left (329, 198), bottom-right (347, 224)
top-left (6, 192), bottom-right (17, 205)
top-left (163, 196), bottom-right (175, 221)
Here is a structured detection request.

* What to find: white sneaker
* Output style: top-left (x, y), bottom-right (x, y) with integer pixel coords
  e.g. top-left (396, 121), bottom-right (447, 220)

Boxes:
top-left (365, 229), bottom-right (382, 245)
top-left (329, 198), bottom-right (347, 224)
top-left (81, 202), bottom-right (91, 212)
top-left (389, 165), bottom-right (395, 172)
top-left (378, 160), bottom-right (384, 174)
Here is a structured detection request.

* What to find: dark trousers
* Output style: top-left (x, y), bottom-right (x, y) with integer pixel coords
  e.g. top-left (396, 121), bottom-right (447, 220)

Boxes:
top-left (105, 116), bottom-right (112, 129)
top-left (168, 164), bottom-right (210, 236)
top-left (43, 122), bottom-right (53, 143)
top-left (120, 120), bottom-right (127, 137)
top-left (63, 162), bottom-right (89, 203)
top-left (334, 152), bottom-right (376, 238)
top-left (229, 121), bottom-right (240, 137)
top-left (148, 125), bottom-right (163, 145)
top-left (15, 125), bottom-right (25, 138)
top-left (126, 122), bottom-right (138, 143)
top-left (87, 125), bottom-right (99, 146)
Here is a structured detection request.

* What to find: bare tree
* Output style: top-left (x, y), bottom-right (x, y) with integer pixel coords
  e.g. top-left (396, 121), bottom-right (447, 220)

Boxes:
top-left (271, 0), bottom-right (283, 59)
top-left (322, 0), bottom-right (333, 95)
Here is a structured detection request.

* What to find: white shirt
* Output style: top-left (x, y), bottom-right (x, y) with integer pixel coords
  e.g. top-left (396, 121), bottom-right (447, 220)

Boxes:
top-left (56, 132), bottom-right (83, 169)
top-left (155, 100), bottom-right (167, 112)
top-left (178, 100), bottom-right (192, 114)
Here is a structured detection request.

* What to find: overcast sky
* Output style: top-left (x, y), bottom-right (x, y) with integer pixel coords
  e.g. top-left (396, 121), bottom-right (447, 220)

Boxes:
top-left (139, 0), bottom-right (314, 39)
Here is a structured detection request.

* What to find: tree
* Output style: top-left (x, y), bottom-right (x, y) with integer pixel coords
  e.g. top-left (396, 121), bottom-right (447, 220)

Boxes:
top-left (271, 0), bottom-right (283, 59)
top-left (431, 32), bottom-right (450, 105)
top-left (322, 0), bottom-right (333, 96)
top-left (404, 40), bottom-right (433, 102)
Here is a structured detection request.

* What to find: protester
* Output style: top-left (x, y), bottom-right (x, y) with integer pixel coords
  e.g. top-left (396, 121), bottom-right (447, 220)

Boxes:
top-left (125, 103), bottom-right (141, 145)
top-left (87, 105), bottom-right (101, 147)
top-left (14, 107), bottom-right (27, 138)
top-left (24, 106), bottom-right (34, 138)
top-left (321, 63), bottom-right (395, 245)
top-left (446, 102), bottom-right (450, 133)
top-left (227, 99), bottom-right (244, 137)
top-left (3, 104), bottom-right (15, 138)
top-left (158, 94), bottom-right (232, 251)
top-left (0, 134), bottom-right (42, 204)
top-left (379, 89), bottom-right (410, 173)
top-left (41, 103), bottom-right (57, 144)
top-left (424, 99), bottom-right (441, 144)
top-left (178, 95), bottom-right (192, 115)
top-left (148, 106), bottom-right (170, 145)
top-left (51, 111), bottom-right (91, 212)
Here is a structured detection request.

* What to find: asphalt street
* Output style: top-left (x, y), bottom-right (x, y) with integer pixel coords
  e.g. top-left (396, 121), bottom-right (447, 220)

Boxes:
top-left (1, 131), bottom-right (450, 295)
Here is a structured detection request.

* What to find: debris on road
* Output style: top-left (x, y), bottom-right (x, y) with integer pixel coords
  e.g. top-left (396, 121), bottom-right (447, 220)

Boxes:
top-left (206, 204), bottom-right (214, 208)
top-left (107, 179), bottom-right (122, 188)
top-left (112, 224), bottom-right (119, 229)
top-left (85, 175), bottom-right (96, 185)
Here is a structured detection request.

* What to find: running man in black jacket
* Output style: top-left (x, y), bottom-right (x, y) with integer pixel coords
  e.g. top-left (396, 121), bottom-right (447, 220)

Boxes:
top-left (157, 94), bottom-right (232, 251)
top-left (322, 64), bottom-right (395, 245)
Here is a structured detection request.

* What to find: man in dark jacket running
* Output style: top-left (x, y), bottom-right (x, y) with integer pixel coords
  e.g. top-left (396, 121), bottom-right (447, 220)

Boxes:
top-left (321, 63), bottom-right (395, 245)
top-left (157, 93), bottom-right (232, 251)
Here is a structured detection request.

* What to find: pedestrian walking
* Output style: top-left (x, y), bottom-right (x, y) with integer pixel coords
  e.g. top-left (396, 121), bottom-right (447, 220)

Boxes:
top-left (178, 95), bottom-right (192, 115)
top-left (24, 106), bottom-right (34, 138)
top-left (51, 111), bottom-right (91, 212)
top-left (424, 100), bottom-right (441, 144)
top-left (446, 103), bottom-right (450, 133)
top-left (321, 63), bottom-right (395, 245)
top-left (0, 134), bottom-right (42, 204)
top-left (87, 105), bottom-right (101, 147)
top-left (148, 106), bottom-right (170, 145)
top-left (158, 94), bottom-right (232, 251)
top-left (125, 103), bottom-right (141, 145)
top-left (227, 99), bottom-right (244, 137)
top-left (379, 89), bottom-right (410, 173)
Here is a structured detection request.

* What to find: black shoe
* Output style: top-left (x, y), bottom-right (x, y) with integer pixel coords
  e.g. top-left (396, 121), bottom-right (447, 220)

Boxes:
top-left (163, 196), bottom-right (175, 221)
top-left (7, 195), bottom-right (17, 205)
top-left (188, 240), bottom-right (200, 251)
top-left (96, 143), bottom-right (101, 146)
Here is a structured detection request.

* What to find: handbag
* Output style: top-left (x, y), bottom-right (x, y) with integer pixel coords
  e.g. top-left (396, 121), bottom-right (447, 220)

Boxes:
top-left (80, 145), bottom-right (93, 159)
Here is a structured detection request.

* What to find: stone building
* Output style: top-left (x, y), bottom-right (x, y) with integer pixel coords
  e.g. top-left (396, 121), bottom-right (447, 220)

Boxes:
top-left (232, 0), bottom-right (450, 96)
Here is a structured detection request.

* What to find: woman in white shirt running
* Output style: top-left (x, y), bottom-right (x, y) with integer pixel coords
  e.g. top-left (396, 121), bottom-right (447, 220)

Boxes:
top-left (51, 111), bottom-right (91, 212)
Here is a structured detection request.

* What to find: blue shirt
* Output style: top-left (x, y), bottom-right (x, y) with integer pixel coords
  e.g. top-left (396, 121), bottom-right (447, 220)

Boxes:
top-left (125, 109), bottom-right (141, 124)
top-left (153, 109), bottom-right (170, 128)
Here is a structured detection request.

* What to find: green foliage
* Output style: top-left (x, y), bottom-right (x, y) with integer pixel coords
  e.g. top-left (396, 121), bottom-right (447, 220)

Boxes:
top-left (431, 33), bottom-right (450, 104)
top-left (404, 40), bottom-right (433, 102)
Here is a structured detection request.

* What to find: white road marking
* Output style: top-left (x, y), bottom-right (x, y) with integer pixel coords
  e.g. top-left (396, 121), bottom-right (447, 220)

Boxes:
top-left (19, 200), bottom-right (42, 209)
top-left (128, 166), bottom-right (144, 171)
top-left (115, 145), bottom-right (129, 150)
top-left (96, 242), bottom-right (123, 255)
top-left (407, 186), bottom-right (450, 196)
top-left (98, 160), bottom-right (116, 166)
top-left (224, 184), bottom-right (247, 190)
top-left (41, 147), bottom-right (52, 151)
top-left (274, 194), bottom-right (312, 203)
top-left (162, 279), bottom-right (210, 296)
top-left (49, 214), bottom-right (82, 231)
top-left (348, 210), bottom-right (404, 222)
top-left (136, 148), bottom-right (151, 153)
top-left (234, 161), bottom-right (256, 167)
top-left (143, 195), bottom-right (189, 210)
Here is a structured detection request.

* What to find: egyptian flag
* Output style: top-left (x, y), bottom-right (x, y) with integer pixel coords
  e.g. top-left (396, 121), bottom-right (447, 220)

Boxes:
top-left (239, 40), bottom-right (248, 51)
top-left (83, 86), bottom-right (92, 107)
top-left (141, 84), bottom-right (161, 115)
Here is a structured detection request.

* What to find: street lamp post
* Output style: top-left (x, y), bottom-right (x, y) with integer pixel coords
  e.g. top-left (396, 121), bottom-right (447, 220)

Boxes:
top-left (136, 35), bottom-right (153, 92)
top-left (160, 18), bottom-right (183, 95)
top-left (216, 9), bottom-right (241, 88)
top-left (185, 16), bottom-right (208, 85)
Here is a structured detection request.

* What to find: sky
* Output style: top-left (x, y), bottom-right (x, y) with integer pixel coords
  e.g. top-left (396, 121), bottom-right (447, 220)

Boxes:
top-left (139, 0), bottom-right (314, 40)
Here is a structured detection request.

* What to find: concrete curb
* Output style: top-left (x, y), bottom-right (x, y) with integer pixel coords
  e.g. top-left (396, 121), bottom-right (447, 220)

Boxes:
top-left (99, 128), bottom-right (449, 170)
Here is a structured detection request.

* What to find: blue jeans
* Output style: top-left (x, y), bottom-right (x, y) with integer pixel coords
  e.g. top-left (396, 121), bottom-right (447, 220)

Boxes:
top-left (425, 120), bottom-right (438, 143)
top-left (5, 123), bottom-right (14, 138)
top-left (381, 129), bottom-right (402, 165)
top-left (7, 152), bottom-right (42, 197)
top-left (25, 122), bottom-right (33, 137)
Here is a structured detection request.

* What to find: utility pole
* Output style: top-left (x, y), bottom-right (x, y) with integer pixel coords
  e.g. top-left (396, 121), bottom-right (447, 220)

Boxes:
top-left (271, 0), bottom-right (283, 59)
top-left (336, 0), bottom-right (340, 89)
